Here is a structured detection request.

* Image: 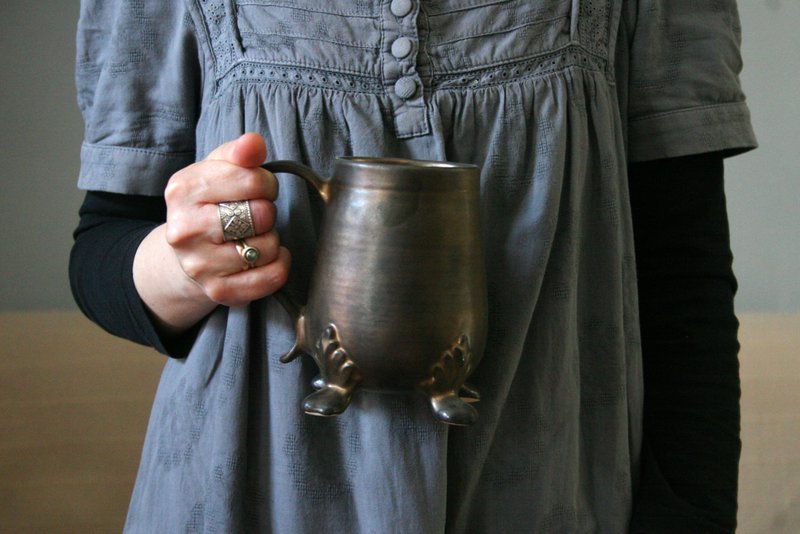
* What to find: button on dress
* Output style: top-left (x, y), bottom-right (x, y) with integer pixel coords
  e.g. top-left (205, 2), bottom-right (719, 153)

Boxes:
top-left (75, 1), bottom-right (756, 532)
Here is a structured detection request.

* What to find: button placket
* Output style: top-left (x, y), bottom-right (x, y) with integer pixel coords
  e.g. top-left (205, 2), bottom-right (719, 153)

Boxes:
top-left (381, 0), bottom-right (428, 138)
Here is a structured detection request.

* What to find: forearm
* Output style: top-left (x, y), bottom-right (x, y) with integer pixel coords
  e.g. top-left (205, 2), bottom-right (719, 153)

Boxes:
top-left (69, 191), bottom-right (206, 356)
top-left (629, 153), bottom-right (741, 533)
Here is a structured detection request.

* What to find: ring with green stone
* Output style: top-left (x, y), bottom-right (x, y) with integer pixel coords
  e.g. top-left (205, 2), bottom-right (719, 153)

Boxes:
top-left (236, 239), bottom-right (260, 269)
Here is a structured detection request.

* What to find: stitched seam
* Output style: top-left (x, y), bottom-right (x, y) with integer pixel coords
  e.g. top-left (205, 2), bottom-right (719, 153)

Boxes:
top-left (236, 0), bottom-right (378, 19)
top-left (628, 102), bottom-right (749, 123)
top-left (431, 50), bottom-right (606, 92)
top-left (425, 0), bottom-right (514, 17)
top-left (190, 0), bottom-right (219, 77)
top-left (225, 59), bottom-right (382, 80)
top-left (239, 30), bottom-right (378, 50)
top-left (450, 63), bottom-right (603, 92)
top-left (82, 142), bottom-right (195, 159)
top-left (432, 43), bottom-right (601, 77)
top-left (225, 78), bottom-right (380, 96)
top-left (428, 15), bottom-right (569, 46)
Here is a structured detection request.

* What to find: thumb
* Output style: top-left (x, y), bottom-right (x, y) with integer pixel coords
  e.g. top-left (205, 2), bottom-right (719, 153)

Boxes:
top-left (205, 132), bottom-right (267, 168)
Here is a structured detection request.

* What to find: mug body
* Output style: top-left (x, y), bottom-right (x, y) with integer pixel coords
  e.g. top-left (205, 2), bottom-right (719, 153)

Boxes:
top-left (305, 157), bottom-right (487, 389)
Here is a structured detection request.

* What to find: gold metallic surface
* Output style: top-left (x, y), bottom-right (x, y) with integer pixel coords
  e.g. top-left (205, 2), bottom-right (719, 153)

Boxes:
top-left (266, 158), bottom-right (487, 425)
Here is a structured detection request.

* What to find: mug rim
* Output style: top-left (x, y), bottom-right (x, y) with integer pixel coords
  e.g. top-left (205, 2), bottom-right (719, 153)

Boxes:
top-left (337, 156), bottom-right (478, 170)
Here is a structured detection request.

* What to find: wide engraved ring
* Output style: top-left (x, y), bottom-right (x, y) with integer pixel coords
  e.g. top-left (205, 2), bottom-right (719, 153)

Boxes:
top-left (218, 200), bottom-right (255, 242)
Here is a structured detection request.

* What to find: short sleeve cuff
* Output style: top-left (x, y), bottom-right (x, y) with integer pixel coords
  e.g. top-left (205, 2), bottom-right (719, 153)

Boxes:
top-left (627, 102), bottom-right (758, 162)
top-left (78, 142), bottom-right (196, 196)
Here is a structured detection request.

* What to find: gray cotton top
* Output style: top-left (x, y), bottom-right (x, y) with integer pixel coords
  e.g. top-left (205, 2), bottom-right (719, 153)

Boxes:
top-left (76, 1), bottom-right (756, 532)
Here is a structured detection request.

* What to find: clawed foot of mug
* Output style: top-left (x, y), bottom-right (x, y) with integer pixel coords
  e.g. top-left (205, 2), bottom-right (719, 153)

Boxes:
top-left (302, 325), bottom-right (362, 417)
top-left (279, 343), bottom-right (305, 363)
top-left (302, 385), bottom-right (353, 417)
top-left (420, 334), bottom-right (479, 424)
top-left (459, 382), bottom-right (480, 403)
top-left (311, 375), bottom-right (325, 390)
top-left (430, 393), bottom-right (478, 426)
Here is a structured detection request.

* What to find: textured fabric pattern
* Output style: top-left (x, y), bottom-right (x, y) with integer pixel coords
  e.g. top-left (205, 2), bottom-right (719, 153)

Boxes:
top-left (74, 1), bottom-right (756, 532)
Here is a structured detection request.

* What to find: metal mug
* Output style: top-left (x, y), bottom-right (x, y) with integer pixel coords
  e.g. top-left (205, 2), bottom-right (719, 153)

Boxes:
top-left (264, 157), bottom-right (487, 426)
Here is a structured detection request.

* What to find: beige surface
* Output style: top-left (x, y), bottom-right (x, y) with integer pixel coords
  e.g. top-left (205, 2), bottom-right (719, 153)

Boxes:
top-left (0, 312), bottom-right (163, 534)
top-left (0, 311), bottom-right (798, 533)
top-left (738, 314), bottom-right (800, 534)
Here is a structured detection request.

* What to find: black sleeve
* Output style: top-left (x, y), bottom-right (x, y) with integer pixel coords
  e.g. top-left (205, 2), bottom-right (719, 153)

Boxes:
top-left (628, 153), bottom-right (741, 533)
top-left (69, 191), bottom-right (199, 357)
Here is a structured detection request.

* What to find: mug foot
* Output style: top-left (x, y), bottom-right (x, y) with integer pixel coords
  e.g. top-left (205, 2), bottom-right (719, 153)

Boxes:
top-left (311, 374), bottom-right (325, 390)
top-left (459, 382), bottom-right (481, 403)
top-left (302, 385), bottom-right (353, 417)
top-left (430, 394), bottom-right (478, 426)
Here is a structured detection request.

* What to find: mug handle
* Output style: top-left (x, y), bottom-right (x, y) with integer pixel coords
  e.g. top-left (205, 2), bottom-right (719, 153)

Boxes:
top-left (262, 160), bottom-right (329, 203)
top-left (261, 160), bottom-right (328, 362)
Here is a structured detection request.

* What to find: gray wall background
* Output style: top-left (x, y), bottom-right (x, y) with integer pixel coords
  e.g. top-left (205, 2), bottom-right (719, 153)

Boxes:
top-left (726, 0), bottom-right (800, 312)
top-left (1, 1), bottom-right (798, 312)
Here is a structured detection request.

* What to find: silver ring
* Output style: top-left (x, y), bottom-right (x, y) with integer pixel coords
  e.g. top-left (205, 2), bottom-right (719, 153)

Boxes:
top-left (218, 200), bottom-right (255, 242)
top-left (235, 239), bottom-right (260, 270)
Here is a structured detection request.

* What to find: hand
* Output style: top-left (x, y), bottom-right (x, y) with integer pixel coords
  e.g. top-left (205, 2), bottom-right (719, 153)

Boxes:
top-left (164, 132), bottom-right (291, 306)
top-left (133, 133), bottom-right (290, 335)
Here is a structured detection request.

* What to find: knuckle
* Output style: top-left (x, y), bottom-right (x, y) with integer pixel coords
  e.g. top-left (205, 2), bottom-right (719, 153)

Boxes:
top-left (179, 256), bottom-right (205, 280)
top-left (264, 171), bottom-right (279, 199)
top-left (250, 201), bottom-right (276, 234)
top-left (204, 280), bottom-right (230, 304)
top-left (269, 265), bottom-right (290, 292)
top-left (264, 255), bottom-right (290, 291)
top-left (264, 230), bottom-right (280, 251)
top-left (164, 224), bottom-right (183, 246)
top-left (263, 201), bottom-right (278, 230)
top-left (242, 170), bottom-right (264, 197)
top-left (165, 215), bottom-right (195, 246)
top-left (164, 172), bottom-right (192, 203)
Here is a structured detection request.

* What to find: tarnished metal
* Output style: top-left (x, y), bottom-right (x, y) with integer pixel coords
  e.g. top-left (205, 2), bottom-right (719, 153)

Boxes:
top-left (218, 200), bottom-right (255, 241)
top-left (265, 157), bottom-right (487, 425)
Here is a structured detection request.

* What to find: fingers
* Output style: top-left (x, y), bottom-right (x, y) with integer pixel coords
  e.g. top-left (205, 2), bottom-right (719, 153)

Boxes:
top-left (246, 198), bottom-right (277, 242)
top-left (176, 229), bottom-right (281, 278)
top-left (165, 199), bottom-right (262, 248)
top-left (164, 132), bottom-right (291, 307)
top-left (166, 161), bottom-right (278, 206)
top-left (230, 230), bottom-right (282, 271)
top-left (203, 247), bottom-right (292, 307)
top-left (177, 231), bottom-right (290, 304)
top-left (214, 198), bottom-right (277, 245)
top-left (205, 132), bottom-right (267, 168)
top-left (166, 132), bottom-right (276, 205)
top-left (165, 134), bottom-right (279, 246)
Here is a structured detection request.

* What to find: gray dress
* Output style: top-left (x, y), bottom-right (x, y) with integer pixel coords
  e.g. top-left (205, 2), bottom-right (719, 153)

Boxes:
top-left (76, 1), bottom-right (756, 532)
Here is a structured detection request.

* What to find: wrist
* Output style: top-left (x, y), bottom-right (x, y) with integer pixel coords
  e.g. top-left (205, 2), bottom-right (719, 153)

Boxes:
top-left (133, 224), bottom-right (217, 335)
